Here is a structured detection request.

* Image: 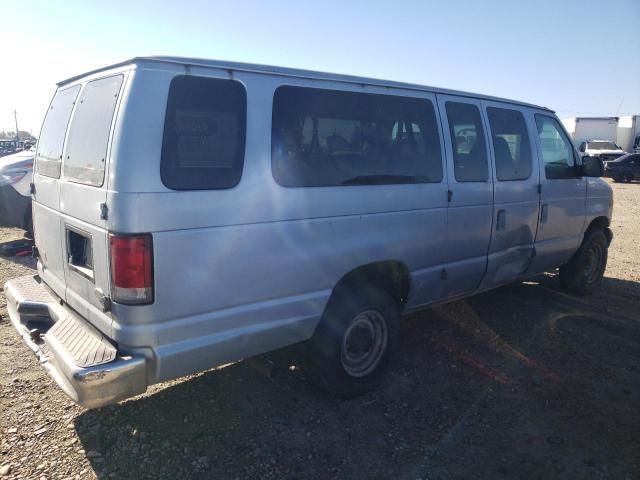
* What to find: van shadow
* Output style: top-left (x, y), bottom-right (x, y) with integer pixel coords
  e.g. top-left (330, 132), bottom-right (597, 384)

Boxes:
top-left (75, 275), bottom-right (640, 480)
top-left (0, 235), bottom-right (36, 269)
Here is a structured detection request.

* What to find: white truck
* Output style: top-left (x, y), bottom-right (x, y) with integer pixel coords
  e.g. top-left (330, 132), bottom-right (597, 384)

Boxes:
top-left (616, 115), bottom-right (640, 153)
top-left (562, 117), bottom-right (625, 161)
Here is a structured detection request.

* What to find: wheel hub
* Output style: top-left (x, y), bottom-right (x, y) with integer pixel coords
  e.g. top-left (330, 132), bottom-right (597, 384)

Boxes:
top-left (341, 310), bottom-right (388, 377)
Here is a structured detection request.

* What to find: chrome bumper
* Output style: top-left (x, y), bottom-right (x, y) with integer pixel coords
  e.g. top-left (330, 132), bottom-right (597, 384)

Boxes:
top-left (4, 275), bottom-right (147, 408)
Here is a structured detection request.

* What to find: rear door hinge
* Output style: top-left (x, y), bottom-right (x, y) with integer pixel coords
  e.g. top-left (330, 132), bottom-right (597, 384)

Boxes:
top-left (99, 203), bottom-right (108, 220)
top-left (29, 182), bottom-right (36, 195)
top-left (447, 189), bottom-right (453, 202)
top-left (537, 183), bottom-right (542, 194)
top-left (94, 288), bottom-right (112, 312)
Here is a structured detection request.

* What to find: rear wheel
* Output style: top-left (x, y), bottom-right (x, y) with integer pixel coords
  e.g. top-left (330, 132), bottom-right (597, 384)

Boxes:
top-left (23, 205), bottom-right (33, 239)
top-left (303, 285), bottom-right (399, 398)
top-left (559, 228), bottom-right (608, 295)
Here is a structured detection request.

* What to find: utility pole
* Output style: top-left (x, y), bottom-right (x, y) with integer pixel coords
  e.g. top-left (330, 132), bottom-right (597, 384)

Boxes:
top-left (14, 109), bottom-right (20, 142)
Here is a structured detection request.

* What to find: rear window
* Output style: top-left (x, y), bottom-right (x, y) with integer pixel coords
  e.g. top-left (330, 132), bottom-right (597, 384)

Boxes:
top-left (486, 107), bottom-right (532, 181)
top-left (36, 86), bottom-right (81, 178)
top-left (271, 86), bottom-right (443, 187)
top-left (64, 75), bottom-right (124, 187)
top-left (161, 75), bottom-right (247, 190)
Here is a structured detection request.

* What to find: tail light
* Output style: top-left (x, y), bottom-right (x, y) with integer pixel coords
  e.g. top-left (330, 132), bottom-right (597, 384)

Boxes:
top-left (109, 234), bottom-right (153, 304)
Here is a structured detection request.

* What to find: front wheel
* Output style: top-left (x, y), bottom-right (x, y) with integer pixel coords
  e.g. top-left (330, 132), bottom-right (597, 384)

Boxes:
top-left (302, 285), bottom-right (399, 398)
top-left (559, 229), bottom-right (608, 295)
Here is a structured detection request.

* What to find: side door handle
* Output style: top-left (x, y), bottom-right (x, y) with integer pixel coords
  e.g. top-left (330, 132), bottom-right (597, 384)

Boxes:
top-left (496, 209), bottom-right (506, 231)
top-left (540, 204), bottom-right (549, 224)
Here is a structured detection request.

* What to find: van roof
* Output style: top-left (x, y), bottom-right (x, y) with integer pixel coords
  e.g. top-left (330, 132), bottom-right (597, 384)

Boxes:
top-left (58, 56), bottom-right (553, 112)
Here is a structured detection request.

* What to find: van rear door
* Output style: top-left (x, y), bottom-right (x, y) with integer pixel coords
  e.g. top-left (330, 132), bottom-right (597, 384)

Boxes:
top-left (59, 74), bottom-right (125, 330)
top-left (33, 85), bottom-right (81, 299)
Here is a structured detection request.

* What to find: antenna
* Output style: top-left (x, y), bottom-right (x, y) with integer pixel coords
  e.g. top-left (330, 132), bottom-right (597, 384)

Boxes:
top-left (615, 97), bottom-right (624, 116)
top-left (14, 110), bottom-right (20, 142)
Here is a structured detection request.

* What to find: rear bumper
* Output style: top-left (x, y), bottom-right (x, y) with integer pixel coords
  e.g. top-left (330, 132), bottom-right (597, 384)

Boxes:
top-left (4, 275), bottom-right (148, 408)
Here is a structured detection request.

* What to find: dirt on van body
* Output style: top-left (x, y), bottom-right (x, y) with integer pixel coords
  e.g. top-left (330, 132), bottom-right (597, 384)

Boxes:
top-left (1, 179), bottom-right (639, 480)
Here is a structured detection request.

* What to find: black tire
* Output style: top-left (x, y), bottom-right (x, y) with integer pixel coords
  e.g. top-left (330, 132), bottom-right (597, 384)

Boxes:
top-left (23, 205), bottom-right (33, 239)
top-left (612, 176), bottom-right (622, 183)
top-left (302, 285), bottom-right (400, 398)
top-left (559, 228), bottom-right (608, 295)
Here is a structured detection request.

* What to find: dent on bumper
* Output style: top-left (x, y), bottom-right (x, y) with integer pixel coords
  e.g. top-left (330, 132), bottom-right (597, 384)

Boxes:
top-left (4, 275), bottom-right (148, 408)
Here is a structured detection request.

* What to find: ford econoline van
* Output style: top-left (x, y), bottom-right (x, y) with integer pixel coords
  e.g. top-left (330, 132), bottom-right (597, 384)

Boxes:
top-left (5, 57), bottom-right (613, 408)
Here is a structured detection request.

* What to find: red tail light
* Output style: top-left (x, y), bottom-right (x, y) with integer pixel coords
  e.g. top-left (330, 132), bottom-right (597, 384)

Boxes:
top-left (109, 234), bottom-right (153, 304)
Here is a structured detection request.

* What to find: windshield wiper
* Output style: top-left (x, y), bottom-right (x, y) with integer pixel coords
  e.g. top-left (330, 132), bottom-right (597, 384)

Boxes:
top-left (341, 174), bottom-right (421, 185)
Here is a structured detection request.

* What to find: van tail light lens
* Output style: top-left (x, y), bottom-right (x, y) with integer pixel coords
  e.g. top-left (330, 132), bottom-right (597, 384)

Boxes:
top-left (109, 234), bottom-right (153, 305)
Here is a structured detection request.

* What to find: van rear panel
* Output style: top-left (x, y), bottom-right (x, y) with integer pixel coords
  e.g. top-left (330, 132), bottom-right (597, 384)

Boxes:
top-left (33, 67), bottom-right (130, 337)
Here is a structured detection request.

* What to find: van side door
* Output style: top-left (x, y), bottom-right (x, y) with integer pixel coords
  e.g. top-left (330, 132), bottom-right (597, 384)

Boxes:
top-left (479, 102), bottom-right (540, 288)
top-left (436, 95), bottom-right (493, 296)
top-left (529, 113), bottom-right (586, 273)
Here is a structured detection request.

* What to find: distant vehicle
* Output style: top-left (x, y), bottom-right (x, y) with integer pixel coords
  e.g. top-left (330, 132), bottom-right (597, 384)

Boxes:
top-left (616, 115), bottom-right (640, 153)
top-left (5, 57), bottom-right (612, 409)
top-left (578, 140), bottom-right (626, 162)
top-left (0, 139), bottom-right (31, 157)
top-left (605, 153), bottom-right (640, 182)
top-left (0, 147), bottom-right (34, 235)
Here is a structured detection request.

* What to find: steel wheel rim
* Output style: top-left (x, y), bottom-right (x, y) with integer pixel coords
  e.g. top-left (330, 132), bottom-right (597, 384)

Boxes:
top-left (340, 310), bottom-right (388, 377)
top-left (583, 243), bottom-right (603, 284)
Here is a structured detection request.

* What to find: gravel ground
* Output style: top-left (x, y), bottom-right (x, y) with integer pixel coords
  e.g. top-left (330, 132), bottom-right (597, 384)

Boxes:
top-left (1, 179), bottom-right (639, 480)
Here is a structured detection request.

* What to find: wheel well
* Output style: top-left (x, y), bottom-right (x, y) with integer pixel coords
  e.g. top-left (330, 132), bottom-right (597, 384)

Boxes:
top-left (586, 216), bottom-right (612, 245)
top-left (331, 261), bottom-right (411, 310)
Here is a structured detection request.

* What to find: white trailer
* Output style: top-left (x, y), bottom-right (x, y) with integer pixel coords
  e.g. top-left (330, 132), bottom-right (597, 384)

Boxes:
top-left (616, 115), bottom-right (640, 153)
top-left (562, 117), bottom-right (619, 147)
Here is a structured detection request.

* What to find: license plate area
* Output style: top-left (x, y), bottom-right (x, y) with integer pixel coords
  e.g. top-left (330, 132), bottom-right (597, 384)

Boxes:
top-left (66, 226), bottom-right (94, 281)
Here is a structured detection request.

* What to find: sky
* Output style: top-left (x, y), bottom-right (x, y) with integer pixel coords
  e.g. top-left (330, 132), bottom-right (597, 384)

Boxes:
top-left (1, 0), bottom-right (639, 136)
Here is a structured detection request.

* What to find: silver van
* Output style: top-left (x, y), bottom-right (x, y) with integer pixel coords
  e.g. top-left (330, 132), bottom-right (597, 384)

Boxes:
top-left (5, 57), bottom-right (613, 408)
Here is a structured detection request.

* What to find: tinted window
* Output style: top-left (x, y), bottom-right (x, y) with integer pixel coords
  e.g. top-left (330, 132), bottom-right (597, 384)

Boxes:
top-left (445, 102), bottom-right (488, 182)
top-left (535, 115), bottom-right (576, 179)
top-left (161, 76), bottom-right (246, 190)
top-left (271, 86), bottom-right (443, 187)
top-left (36, 86), bottom-right (80, 178)
top-left (64, 75), bottom-right (123, 186)
top-left (487, 107), bottom-right (532, 181)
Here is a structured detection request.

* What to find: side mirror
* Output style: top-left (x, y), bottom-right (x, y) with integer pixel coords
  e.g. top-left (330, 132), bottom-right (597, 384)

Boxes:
top-left (581, 156), bottom-right (604, 177)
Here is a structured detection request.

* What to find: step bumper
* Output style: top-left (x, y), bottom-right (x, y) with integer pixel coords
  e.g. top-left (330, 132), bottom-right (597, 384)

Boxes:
top-left (4, 275), bottom-right (147, 408)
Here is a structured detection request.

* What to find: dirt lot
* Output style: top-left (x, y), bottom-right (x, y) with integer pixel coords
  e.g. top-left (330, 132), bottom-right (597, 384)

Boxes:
top-left (1, 179), bottom-right (639, 480)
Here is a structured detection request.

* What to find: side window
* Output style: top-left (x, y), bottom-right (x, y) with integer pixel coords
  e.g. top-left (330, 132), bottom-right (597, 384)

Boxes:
top-left (64, 75), bottom-right (124, 187)
top-left (444, 102), bottom-right (488, 182)
top-left (36, 86), bottom-right (81, 178)
top-left (535, 115), bottom-right (577, 180)
top-left (161, 75), bottom-right (247, 190)
top-left (271, 86), bottom-right (443, 187)
top-left (487, 107), bottom-right (532, 181)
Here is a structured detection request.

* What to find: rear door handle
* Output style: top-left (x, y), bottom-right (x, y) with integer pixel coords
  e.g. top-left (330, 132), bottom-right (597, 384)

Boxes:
top-left (540, 204), bottom-right (548, 224)
top-left (496, 209), bottom-right (506, 231)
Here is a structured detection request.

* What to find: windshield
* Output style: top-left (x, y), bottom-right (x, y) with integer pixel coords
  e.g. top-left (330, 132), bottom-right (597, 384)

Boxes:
top-left (587, 141), bottom-right (621, 150)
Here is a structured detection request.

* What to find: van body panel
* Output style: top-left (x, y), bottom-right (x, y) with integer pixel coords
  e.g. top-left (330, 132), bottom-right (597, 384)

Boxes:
top-left (529, 113), bottom-right (587, 273)
top-left (436, 94), bottom-right (493, 296)
top-left (479, 102), bottom-right (541, 288)
top-left (59, 72), bottom-right (127, 325)
top-left (585, 177), bottom-right (613, 225)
